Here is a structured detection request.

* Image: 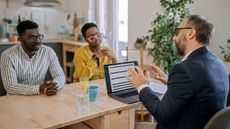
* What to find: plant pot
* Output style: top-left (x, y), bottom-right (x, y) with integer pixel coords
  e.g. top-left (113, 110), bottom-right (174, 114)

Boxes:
top-left (134, 42), bottom-right (146, 49)
top-left (224, 62), bottom-right (230, 74)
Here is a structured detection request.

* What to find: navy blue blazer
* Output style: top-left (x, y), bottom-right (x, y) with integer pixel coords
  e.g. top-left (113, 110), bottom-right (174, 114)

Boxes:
top-left (140, 46), bottom-right (229, 129)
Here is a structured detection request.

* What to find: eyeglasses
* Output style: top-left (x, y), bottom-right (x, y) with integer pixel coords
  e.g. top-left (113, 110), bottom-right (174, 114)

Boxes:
top-left (24, 34), bottom-right (44, 41)
top-left (174, 27), bottom-right (192, 36)
top-left (86, 32), bottom-right (101, 42)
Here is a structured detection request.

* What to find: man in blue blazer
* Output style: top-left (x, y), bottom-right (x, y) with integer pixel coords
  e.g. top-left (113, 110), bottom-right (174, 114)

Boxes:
top-left (127, 15), bottom-right (229, 129)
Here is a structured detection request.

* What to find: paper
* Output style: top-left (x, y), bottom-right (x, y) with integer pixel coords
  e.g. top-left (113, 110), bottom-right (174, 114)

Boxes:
top-left (148, 80), bottom-right (167, 94)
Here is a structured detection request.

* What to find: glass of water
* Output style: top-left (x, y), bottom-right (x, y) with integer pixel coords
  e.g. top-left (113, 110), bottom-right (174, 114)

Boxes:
top-left (76, 85), bottom-right (89, 111)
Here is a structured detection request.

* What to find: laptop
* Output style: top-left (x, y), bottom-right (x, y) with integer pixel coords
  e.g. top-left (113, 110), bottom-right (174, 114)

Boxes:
top-left (104, 61), bottom-right (140, 104)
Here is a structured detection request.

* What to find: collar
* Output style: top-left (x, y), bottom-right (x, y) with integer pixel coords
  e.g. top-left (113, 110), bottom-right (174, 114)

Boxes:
top-left (19, 44), bottom-right (38, 59)
top-left (181, 49), bottom-right (197, 61)
top-left (182, 46), bottom-right (209, 61)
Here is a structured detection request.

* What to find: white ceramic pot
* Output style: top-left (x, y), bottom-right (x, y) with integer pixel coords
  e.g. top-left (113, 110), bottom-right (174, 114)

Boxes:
top-left (134, 42), bottom-right (146, 49)
top-left (224, 62), bottom-right (230, 74)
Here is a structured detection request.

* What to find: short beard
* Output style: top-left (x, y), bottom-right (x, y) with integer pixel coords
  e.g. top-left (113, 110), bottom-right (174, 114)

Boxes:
top-left (175, 36), bottom-right (187, 56)
top-left (175, 44), bottom-right (184, 56)
top-left (28, 47), bottom-right (39, 51)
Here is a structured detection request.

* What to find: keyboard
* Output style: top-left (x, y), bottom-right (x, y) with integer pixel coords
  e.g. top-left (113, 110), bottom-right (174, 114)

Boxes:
top-left (118, 91), bottom-right (138, 98)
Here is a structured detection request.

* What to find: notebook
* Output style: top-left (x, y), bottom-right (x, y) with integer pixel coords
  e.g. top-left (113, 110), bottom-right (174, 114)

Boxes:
top-left (104, 61), bottom-right (140, 104)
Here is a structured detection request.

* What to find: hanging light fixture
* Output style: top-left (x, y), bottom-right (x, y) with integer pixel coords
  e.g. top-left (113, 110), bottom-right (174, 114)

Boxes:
top-left (24, 0), bottom-right (61, 7)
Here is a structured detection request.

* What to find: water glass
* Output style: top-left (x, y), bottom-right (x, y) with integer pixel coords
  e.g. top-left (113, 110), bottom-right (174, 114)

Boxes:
top-left (76, 86), bottom-right (89, 111)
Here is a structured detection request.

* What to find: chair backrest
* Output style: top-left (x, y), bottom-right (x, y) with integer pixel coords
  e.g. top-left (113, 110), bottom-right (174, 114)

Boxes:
top-left (227, 75), bottom-right (230, 106)
top-left (0, 70), bottom-right (7, 96)
top-left (203, 107), bottom-right (230, 129)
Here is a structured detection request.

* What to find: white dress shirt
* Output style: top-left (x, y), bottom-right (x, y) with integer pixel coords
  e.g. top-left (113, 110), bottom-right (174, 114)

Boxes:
top-left (0, 44), bottom-right (65, 95)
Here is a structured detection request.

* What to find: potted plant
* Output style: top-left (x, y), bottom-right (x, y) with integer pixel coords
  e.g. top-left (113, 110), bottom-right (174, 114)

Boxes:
top-left (219, 39), bottom-right (230, 73)
top-left (219, 39), bottom-right (230, 62)
top-left (142, 0), bottom-right (194, 72)
top-left (133, 36), bottom-right (148, 49)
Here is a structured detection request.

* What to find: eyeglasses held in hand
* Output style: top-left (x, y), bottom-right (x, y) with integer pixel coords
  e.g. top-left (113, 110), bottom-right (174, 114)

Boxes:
top-left (174, 27), bottom-right (192, 36)
top-left (87, 32), bottom-right (101, 42)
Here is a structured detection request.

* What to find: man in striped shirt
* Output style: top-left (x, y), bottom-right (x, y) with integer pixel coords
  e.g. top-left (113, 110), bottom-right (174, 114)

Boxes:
top-left (0, 20), bottom-right (65, 96)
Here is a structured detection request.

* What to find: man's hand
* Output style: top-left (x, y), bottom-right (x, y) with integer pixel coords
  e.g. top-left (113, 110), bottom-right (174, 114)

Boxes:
top-left (127, 66), bottom-right (149, 89)
top-left (150, 64), bottom-right (168, 84)
top-left (39, 80), bottom-right (58, 96)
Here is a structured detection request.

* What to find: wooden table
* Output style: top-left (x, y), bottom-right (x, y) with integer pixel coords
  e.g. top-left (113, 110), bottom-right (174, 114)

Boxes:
top-left (0, 79), bottom-right (140, 129)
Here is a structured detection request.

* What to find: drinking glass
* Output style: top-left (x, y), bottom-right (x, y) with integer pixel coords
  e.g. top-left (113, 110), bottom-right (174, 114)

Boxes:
top-left (76, 85), bottom-right (89, 111)
top-left (79, 77), bottom-right (89, 88)
top-left (88, 85), bottom-right (99, 102)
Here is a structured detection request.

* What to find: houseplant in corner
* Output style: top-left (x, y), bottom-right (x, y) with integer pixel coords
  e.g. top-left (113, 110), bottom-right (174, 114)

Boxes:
top-left (219, 39), bottom-right (230, 73)
top-left (133, 36), bottom-right (149, 49)
top-left (143, 0), bottom-right (194, 72)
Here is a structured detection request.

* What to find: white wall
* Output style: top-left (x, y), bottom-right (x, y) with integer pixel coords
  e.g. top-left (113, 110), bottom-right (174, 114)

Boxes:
top-left (0, 0), bottom-right (89, 40)
top-left (189, 0), bottom-right (230, 58)
top-left (128, 0), bottom-right (161, 49)
top-left (128, 0), bottom-right (161, 64)
top-left (128, 0), bottom-right (230, 63)
top-left (0, 0), bottom-right (68, 39)
top-left (65, 0), bottom-right (89, 22)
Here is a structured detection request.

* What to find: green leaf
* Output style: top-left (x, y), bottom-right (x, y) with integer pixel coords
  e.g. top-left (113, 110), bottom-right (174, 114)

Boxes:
top-left (219, 39), bottom-right (230, 61)
top-left (141, 0), bottom-right (194, 71)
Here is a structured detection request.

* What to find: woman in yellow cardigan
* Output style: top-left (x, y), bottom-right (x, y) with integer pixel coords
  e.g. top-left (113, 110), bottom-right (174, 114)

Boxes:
top-left (73, 23), bottom-right (118, 82)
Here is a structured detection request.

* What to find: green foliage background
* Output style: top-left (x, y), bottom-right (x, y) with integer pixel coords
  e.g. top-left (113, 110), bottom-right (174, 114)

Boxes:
top-left (219, 39), bottom-right (230, 62)
top-left (143, 0), bottom-right (194, 71)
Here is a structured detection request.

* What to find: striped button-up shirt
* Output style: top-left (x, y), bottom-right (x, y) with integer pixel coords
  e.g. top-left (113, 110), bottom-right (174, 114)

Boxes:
top-left (0, 44), bottom-right (65, 95)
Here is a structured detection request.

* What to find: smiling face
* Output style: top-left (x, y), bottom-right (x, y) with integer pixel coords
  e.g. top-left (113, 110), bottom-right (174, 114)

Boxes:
top-left (19, 28), bottom-right (43, 52)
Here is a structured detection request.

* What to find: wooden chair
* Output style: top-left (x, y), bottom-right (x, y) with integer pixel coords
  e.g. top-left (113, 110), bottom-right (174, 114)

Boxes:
top-left (135, 105), bottom-right (154, 122)
top-left (227, 75), bottom-right (230, 106)
top-left (135, 122), bottom-right (156, 129)
top-left (0, 69), bottom-right (7, 96)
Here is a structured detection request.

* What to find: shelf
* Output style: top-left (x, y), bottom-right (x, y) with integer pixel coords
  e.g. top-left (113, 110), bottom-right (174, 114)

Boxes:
top-left (127, 48), bottom-right (153, 69)
top-left (66, 48), bottom-right (76, 53)
top-left (62, 41), bottom-right (87, 83)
